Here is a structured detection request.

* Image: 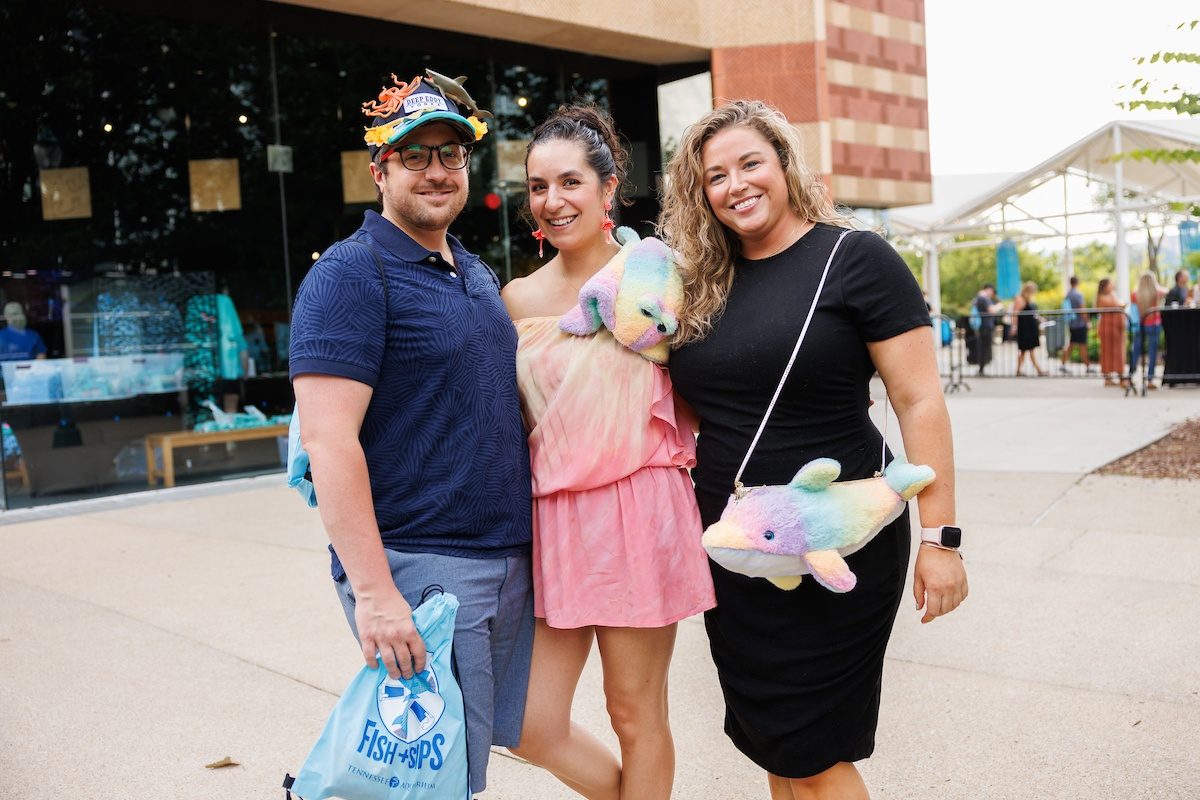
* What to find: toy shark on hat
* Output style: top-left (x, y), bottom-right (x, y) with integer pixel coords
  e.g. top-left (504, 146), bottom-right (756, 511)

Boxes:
top-left (423, 69), bottom-right (494, 120)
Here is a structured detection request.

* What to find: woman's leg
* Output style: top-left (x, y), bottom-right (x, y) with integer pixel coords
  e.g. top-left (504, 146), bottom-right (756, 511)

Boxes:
top-left (1119, 322), bottom-right (1129, 385)
top-left (786, 761), bottom-right (870, 800)
top-left (509, 620), bottom-right (621, 799)
top-left (595, 624), bottom-right (679, 800)
top-left (1129, 327), bottom-right (1140, 378)
top-left (1015, 350), bottom-right (1026, 375)
top-left (768, 772), bottom-right (796, 799)
top-left (1146, 325), bottom-right (1161, 380)
top-left (1031, 347), bottom-right (1046, 375)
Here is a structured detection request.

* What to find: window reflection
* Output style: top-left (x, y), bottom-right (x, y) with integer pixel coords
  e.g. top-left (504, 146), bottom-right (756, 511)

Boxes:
top-left (0, 0), bottom-right (642, 508)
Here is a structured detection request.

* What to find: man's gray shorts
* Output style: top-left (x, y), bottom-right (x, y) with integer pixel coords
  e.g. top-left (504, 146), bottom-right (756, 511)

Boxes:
top-left (335, 549), bottom-right (534, 794)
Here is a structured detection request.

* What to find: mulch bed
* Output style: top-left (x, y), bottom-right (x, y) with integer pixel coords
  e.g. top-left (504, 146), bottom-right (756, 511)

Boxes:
top-left (1097, 417), bottom-right (1200, 480)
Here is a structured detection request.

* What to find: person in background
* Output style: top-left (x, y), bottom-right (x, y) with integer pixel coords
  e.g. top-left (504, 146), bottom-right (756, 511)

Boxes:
top-left (1130, 272), bottom-right (1167, 389)
top-left (660, 98), bottom-right (966, 800)
top-left (0, 302), bottom-right (48, 361)
top-left (1013, 281), bottom-right (1046, 376)
top-left (973, 283), bottom-right (1003, 376)
top-left (503, 103), bottom-right (715, 800)
top-left (1165, 269), bottom-right (1190, 306)
top-left (1060, 275), bottom-right (1091, 373)
top-left (1095, 278), bottom-right (1128, 388)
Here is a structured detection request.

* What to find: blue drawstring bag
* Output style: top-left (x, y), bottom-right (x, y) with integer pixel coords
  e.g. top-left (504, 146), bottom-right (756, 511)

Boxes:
top-left (1061, 297), bottom-right (1077, 327)
top-left (286, 408), bottom-right (317, 507)
top-left (285, 591), bottom-right (469, 800)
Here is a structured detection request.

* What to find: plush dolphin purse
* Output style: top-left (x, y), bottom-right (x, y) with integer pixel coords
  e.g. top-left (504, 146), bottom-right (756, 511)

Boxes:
top-left (700, 230), bottom-right (936, 593)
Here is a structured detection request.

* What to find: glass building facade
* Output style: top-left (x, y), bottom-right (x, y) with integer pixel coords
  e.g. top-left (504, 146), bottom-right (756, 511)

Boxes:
top-left (0, 0), bottom-right (662, 508)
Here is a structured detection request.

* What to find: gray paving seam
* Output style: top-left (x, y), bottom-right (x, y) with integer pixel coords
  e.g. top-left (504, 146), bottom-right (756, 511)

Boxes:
top-left (883, 655), bottom-right (1200, 708)
top-left (64, 510), bottom-right (323, 555)
top-left (1035, 528), bottom-right (1089, 568)
top-left (0, 574), bottom-right (341, 699)
top-left (1030, 474), bottom-right (1086, 527)
top-left (972, 557), bottom-right (1200, 591)
top-left (947, 396), bottom-right (1077, 433)
top-left (0, 472), bottom-right (284, 525)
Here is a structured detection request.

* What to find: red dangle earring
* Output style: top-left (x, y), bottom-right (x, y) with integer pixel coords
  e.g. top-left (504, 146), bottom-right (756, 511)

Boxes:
top-left (602, 199), bottom-right (615, 241)
top-left (531, 228), bottom-right (546, 259)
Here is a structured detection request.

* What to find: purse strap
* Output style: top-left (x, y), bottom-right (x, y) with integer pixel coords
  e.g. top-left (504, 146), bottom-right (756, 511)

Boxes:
top-left (732, 228), bottom-right (856, 495)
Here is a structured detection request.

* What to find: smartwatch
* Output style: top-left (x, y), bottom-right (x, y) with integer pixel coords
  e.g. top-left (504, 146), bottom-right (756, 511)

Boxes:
top-left (921, 525), bottom-right (962, 550)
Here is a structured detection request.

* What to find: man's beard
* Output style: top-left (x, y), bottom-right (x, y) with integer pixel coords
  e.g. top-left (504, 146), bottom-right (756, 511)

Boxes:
top-left (388, 181), bottom-right (467, 231)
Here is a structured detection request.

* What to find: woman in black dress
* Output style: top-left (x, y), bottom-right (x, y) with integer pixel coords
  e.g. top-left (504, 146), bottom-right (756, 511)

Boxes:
top-left (659, 100), bottom-right (968, 799)
top-left (1014, 281), bottom-right (1047, 376)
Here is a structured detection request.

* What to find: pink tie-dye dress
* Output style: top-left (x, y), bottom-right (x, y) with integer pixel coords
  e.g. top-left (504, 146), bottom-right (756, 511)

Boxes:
top-left (515, 317), bottom-right (717, 629)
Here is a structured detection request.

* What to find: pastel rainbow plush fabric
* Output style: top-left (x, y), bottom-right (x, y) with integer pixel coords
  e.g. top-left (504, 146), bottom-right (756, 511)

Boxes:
top-left (558, 227), bottom-right (683, 364)
top-left (702, 458), bottom-right (935, 592)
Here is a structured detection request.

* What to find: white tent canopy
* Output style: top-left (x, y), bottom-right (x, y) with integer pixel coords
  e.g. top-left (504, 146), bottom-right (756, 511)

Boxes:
top-left (889, 119), bottom-right (1200, 314)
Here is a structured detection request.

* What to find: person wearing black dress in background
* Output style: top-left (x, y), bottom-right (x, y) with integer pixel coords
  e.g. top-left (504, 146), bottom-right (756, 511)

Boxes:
top-left (659, 100), bottom-right (968, 800)
top-left (1014, 281), bottom-right (1047, 376)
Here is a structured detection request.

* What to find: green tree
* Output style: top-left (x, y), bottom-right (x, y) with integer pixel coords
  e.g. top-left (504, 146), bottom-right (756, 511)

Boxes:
top-left (899, 249), bottom-right (923, 285)
top-left (927, 238), bottom-right (1061, 317)
top-left (1116, 19), bottom-right (1200, 215)
top-left (1046, 241), bottom-right (1115, 282)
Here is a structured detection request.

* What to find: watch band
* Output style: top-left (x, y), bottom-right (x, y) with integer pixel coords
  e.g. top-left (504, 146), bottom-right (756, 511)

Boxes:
top-left (921, 525), bottom-right (962, 549)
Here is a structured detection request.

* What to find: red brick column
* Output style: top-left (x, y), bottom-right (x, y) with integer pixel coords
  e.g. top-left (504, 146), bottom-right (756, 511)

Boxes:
top-left (711, 42), bottom-right (829, 125)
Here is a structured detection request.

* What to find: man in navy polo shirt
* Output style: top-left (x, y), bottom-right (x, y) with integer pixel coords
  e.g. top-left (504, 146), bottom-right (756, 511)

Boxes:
top-left (289, 72), bottom-right (532, 795)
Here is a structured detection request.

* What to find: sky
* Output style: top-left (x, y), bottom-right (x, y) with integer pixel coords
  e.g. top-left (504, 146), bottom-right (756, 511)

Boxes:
top-left (924, 0), bottom-right (1196, 176)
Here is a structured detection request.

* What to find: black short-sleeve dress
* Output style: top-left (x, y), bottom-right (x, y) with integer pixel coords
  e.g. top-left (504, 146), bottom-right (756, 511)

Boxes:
top-left (1016, 300), bottom-right (1041, 351)
top-left (669, 224), bottom-right (932, 778)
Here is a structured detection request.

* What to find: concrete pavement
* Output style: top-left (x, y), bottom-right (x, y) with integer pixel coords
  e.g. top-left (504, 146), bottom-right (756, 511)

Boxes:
top-left (1, 378), bottom-right (1198, 799)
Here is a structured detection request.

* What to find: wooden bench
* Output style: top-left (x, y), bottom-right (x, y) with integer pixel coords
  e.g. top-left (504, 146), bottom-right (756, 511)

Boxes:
top-left (144, 424), bottom-right (289, 488)
top-left (5, 457), bottom-right (30, 492)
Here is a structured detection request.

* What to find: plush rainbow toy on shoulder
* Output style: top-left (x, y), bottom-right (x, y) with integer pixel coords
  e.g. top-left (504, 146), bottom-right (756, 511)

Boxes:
top-left (558, 227), bottom-right (683, 364)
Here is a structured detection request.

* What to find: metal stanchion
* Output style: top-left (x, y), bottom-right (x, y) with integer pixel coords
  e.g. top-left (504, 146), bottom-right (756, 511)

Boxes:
top-left (932, 314), bottom-right (968, 394)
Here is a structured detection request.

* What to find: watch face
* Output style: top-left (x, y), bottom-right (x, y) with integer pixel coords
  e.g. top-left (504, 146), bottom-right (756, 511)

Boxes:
top-left (941, 526), bottom-right (962, 548)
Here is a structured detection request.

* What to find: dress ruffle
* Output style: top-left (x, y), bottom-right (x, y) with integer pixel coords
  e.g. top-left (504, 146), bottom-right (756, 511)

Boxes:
top-left (515, 315), bottom-right (715, 628)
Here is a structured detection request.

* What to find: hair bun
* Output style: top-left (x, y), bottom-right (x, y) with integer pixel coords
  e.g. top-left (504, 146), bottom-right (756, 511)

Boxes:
top-left (528, 103), bottom-right (630, 188)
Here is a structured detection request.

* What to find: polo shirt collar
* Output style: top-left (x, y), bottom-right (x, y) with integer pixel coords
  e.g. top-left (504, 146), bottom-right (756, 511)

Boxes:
top-left (362, 210), bottom-right (472, 266)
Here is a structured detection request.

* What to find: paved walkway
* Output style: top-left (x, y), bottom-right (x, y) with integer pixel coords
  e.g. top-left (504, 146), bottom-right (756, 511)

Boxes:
top-left (1, 379), bottom-right (1197, 799)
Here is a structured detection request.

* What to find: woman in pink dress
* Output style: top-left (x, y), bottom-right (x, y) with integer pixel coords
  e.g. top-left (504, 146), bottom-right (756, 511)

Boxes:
top-left (502, 104), bottom-right (716, 800)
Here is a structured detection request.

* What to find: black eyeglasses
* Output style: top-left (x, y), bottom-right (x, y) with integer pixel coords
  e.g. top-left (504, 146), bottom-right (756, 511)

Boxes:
top-left (386, 142), bottom-right (473, 171)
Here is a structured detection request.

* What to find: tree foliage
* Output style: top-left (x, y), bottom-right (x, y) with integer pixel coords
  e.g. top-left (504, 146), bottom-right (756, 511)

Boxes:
top-left (1054, 242), bottom-right (1115, 282)
top-left (1115, 19), bottom-right (1200, 176)
top-left (905, 239), bottom-right (1064, 317)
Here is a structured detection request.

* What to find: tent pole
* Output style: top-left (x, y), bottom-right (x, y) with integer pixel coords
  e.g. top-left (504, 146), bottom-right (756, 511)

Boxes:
top-left (1113, 124), bottom-right (1130, 301)
top-left (1062, 171), bottom-right (1072, 294)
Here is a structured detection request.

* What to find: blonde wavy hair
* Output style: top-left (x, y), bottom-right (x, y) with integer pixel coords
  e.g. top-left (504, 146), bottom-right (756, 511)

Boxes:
top-left (659, 100), bottom-right (850, 346)
top-left (1135, 272), bottom-right (1160, 319)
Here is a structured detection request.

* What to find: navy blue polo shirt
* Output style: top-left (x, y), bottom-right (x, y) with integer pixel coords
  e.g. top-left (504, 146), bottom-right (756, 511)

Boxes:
top-left (290, 211), bottom-right (531, 578)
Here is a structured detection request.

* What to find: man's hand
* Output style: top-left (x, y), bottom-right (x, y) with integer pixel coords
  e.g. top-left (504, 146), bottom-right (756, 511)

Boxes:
top-left (913, 545), bottom-right (968, 624)
top-left (354, 586), bottom-right (428, 679)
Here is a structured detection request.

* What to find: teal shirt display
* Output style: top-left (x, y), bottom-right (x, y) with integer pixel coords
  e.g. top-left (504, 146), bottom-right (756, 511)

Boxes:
top-left (216, 293), bottom-right (247, 379)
